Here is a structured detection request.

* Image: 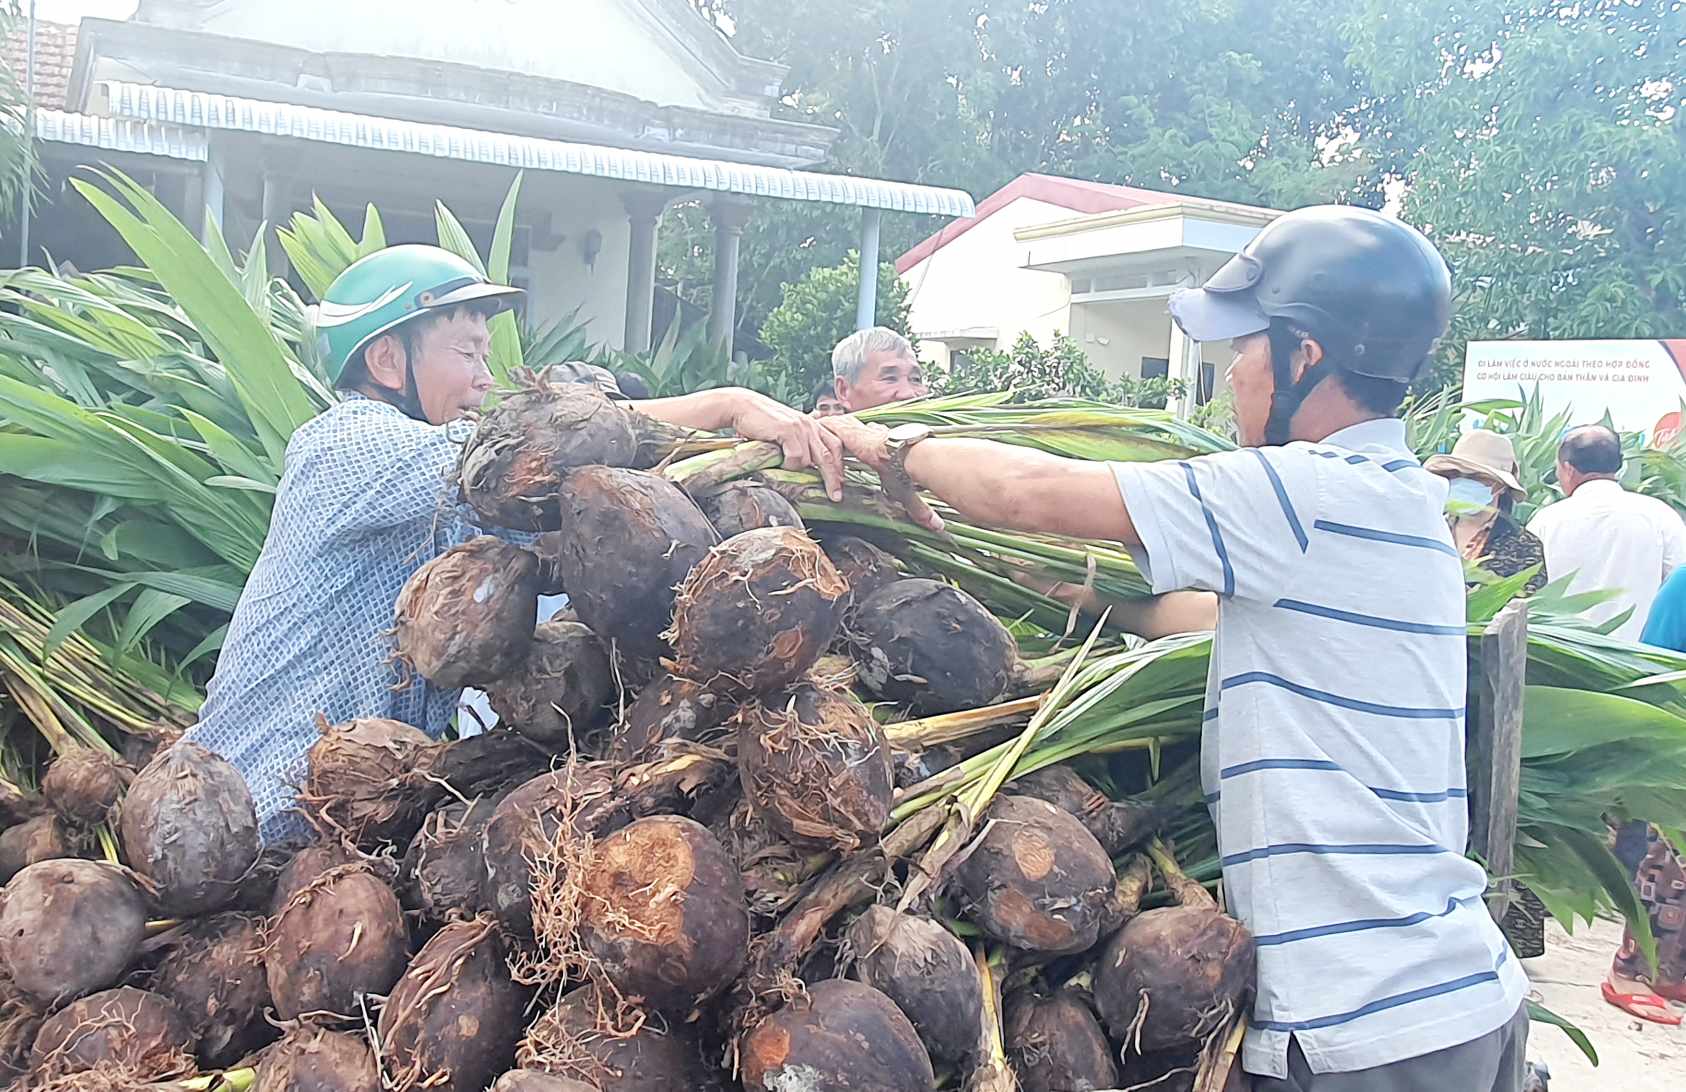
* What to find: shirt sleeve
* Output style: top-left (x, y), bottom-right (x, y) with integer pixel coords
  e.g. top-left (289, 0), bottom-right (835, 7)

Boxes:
top-left (1642, 568), bottom-right (1686, 650)
top-left (307, 416), bottom-right (463, 540)
top-left (1661, 506), bottom-right (1686, 579)
top-left (1110, 447), bottom-right (1319, 602)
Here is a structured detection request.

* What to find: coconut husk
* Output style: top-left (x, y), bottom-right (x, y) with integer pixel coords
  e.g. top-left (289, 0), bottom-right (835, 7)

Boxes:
top-left (1012, 763), bottom-right (1165, 858)
top-left (848, 578), bottom-right (1017, 714)
top-left (1004, 989), bottom-right (1119, 1092)
top-left (265, 862), bottom-right (410, 1024)
top-left (0, 813), bottom-right (83, 883)
top-left (0, 860), bottom-right (146, 1008)
top-left (1094, 906), bottom-right (1256, 1055)
top-left (0, 781), bottom-right (42, 831)
top-left (28, 987), bottom-right (195, 1083)
top-left (268, 842), bottom-right (362, 916)
top-left (379, 916), bottom-right (528, 1092)
top-left (394, 536), bottom-right (541, 689)
top-left (298, 717), bottom-right (439, 849)
top-left (402, 794), bottom-right (504, 924)
top-left (150, 912), bottom-right (272, 1069)
top-left (844, 907), bottom-right (982, 1066)
top-left (427, 730), bottom-right (556, 799)
top-left (487, 621), bottom-right (615, 746)
top-left (821, 535), bottom-right (903, 610)
top-left (41, 751), bottom-right (133, 828)
top-left (516, 986), bottom-right (724, 1092)
top-left (575, 816), bottom-right (748, 1015)
top-left (611, 675), bottom-right (728, 761)
top-left (695, 480), bottom-right (805, 539)
top-left (717, 799), bottom-right (813, 920)
top-left (952, 795), bottom-right (1115, 956)
top-left (532, 533), bottom-right (567, 596)
top-left (492, 1072), bottom-right (598, 1092)
top-left (118, 742), bottom-right (258, 918)
top-left (668, 527), bottom-right (848, 696)
top-left (551, 467), bottom-right (719, 663)
top-left (739, 978), bottom-right (934, 1092)
top-left (253, 1026), bottom-right (379, 1092)
top-left (460, 375), bottom-right (640, 531)
top-left (735, 683), bottom-right (893, 852)
top-left (481, 765), bottom-right (618, 936)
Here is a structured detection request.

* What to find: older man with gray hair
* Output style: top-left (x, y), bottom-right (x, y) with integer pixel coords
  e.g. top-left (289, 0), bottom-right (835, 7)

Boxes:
top-left (831, 326), bottom-right (928, 412)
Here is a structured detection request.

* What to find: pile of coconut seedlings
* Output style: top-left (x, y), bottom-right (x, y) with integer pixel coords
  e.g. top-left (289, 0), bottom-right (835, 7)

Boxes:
top-left (0, 368), bottom-right (1253, 1092)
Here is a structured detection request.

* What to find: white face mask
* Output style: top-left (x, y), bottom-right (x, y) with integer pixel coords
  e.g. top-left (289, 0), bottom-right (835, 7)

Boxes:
top-left (1446, 477), bottom-right (1497, 515)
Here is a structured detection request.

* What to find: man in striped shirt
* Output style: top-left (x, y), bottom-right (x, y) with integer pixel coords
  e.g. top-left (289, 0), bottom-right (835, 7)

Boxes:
top-left (821, 206), bottom-right (1529, 1090)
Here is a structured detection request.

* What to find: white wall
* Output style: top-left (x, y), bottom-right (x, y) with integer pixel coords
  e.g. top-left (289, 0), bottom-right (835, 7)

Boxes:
top-left (900, 197), bottom-right (1077, 361)
top-left (522, 175), bottom-right (634, 353)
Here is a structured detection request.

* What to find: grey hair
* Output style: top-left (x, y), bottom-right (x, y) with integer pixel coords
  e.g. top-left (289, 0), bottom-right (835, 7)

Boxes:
top-left (832, 327), bottom-right (914, 383)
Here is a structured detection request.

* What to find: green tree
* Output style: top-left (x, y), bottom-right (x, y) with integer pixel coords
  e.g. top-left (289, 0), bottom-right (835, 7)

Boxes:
top-left (934, 331), bottom-right (1184, 408)
top-left (1347, 0), bottom-right (1686, 387)
top-left (757, 251), bottom-right (913, 402)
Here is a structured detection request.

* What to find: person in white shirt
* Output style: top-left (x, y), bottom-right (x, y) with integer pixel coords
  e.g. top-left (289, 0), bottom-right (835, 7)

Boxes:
top-left (1526, 426), bottom-right (1686, 642)
top-left (822, 205), bottom-right (1528, 1091)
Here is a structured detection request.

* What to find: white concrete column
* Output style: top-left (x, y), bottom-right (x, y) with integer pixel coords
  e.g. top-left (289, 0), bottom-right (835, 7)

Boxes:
top-left (199, 143), bottom-right (226, 247)
top-left (707, 198), bottom-right (754, 353)
top-left (855, 207), bottom-right (882, 330)
top-left (622, 191), bottom-right (668, 354)
top-left (1168, 317), bottom-right (1203, 418)
top-left (260, 165), bottom-right (292, 276)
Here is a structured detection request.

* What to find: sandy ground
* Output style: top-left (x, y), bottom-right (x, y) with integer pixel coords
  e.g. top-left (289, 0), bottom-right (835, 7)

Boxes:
top-left (1522, 916), bottom-right (1684, 1087)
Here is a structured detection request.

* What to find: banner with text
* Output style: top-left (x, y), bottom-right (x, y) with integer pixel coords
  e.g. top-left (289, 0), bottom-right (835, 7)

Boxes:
top-left (1463, 340), bottom-right (1686, 446)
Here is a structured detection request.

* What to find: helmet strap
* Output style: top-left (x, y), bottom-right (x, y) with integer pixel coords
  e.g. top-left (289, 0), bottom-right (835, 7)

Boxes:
top-left (391, 329), bottom-right (430, 423)
top-left (1263, 323), bottom-right (1327, 447)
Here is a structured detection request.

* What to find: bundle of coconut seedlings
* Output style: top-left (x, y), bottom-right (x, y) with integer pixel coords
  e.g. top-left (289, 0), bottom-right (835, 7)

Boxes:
top-left (0, 373), bottom-right (1254, 1092)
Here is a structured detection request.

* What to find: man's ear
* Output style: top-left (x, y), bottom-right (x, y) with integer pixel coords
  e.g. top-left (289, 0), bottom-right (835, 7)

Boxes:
top-left (1290, 336), bottom-right (1325, 384)
top-left (833, 375), bottom-right (849, 404)
top-left (361, 333), bottom-right (407, 392)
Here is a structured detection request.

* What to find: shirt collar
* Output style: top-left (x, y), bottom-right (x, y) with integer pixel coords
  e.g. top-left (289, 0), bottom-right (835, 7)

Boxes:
top-left (1572, 478), bottom-right (1625, 498)
top-left (1318, 417), bottom-right (1410, 456)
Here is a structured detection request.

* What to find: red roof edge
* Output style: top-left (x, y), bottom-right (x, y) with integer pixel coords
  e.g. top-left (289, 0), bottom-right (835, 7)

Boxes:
top-left (894, 172), bottom-right (1166, 275)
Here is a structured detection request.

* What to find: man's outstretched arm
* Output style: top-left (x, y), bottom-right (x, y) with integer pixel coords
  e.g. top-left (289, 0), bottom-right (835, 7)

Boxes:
top-left (820, 416), bottom-right (1139, 543)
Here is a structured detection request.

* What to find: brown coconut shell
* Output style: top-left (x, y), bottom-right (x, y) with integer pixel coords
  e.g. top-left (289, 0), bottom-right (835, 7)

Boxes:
top-left (0, 964), bottom-right (42, 1087)
top-left (578, 816), bottom-right (748, 1014)
top-left (822, 534), bottom-right (903, 608)
top-left (1004, 990), bottom-right (1120, 1092)
top-left (695, 480), bottom-right (805, 539)
top-left (486, 621), bottom-right (614, 745)
top-left (268, 842), bottom-right (361, 916)
top-left (492, 1072), bottom-right (598, 1092)
top-left (0, 859), bottom-right (146, 1008)
top-left (551, 467), bottom-right (719, 663)
top-left (1012, 764), bottom-right (1165, 858)
top-left (254, 1026), bottom-right (379, 1092)
top-left (668, 527), bottom-right (848, 695)
top-left (735, 683), bottom-right (893, 851)
top-left (611, 675), bottom-right (727, 760)
top-left (29, 987), bottom-right (195, 1082)
top-left (740, 978), bottom-right (935, 1092)
top-left (41, 750), bottom-right (133, 828)
top-left (953, 794), bottom-right (1115, 955)
top-left (265, 863), bottom-right (410, 1023)
top-left (300, 717), bottom-right (440, 848)
top-left (0, 813), bottom-right (82, 883)
top-left (395, 536), bottom-right (541, 689)
top-left (150, 912), bottom-right (272, 1069)
top-left (848, 578), bottom-right (1018, 714)
top-left (378, 916), bottom-right (528, 1092)
top-left (460, 378), bottom-right (639, 531)
top-left (845, 906), bottom-right (982, 1066)
top-left (402, 795), bottom-right (503, 924)
top-left (481, 766), bottom-right (616, 935)
top-left (0, 782), bottom-right (41, 833)
top-left (1094, 905), bottom-right (1256, 1054)
top-left (118, 741), bottom-right (259, 917)
top-left (516, 986), bottom-right (723, 1092)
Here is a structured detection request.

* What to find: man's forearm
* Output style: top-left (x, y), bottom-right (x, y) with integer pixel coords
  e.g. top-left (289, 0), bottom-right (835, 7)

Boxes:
top-left (631, 388), bottom-right (740, 432)
top-left (900, 437), bottom-right (1140, 544)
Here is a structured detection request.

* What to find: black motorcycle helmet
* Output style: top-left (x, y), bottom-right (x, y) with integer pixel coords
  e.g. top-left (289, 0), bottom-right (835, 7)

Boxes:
top-left (1169, 205), bottom-right (1452, 444)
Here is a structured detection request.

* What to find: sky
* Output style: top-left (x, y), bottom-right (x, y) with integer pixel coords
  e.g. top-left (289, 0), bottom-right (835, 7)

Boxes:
top-left (32, 0), bottom-right (138, 23)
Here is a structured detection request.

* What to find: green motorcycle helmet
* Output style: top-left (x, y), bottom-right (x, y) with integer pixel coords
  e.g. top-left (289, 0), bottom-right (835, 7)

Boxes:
top-left (313, 245), bottom-right (525, 386)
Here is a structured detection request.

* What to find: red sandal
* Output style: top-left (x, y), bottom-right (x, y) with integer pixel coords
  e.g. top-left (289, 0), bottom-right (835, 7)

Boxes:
top-left (1602, 979), bottom-right (1684, 1025)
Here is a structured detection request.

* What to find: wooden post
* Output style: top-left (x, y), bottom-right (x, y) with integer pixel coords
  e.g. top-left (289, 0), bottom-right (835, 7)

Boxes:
top-left (1468, 599), bottom-right (1527, 922)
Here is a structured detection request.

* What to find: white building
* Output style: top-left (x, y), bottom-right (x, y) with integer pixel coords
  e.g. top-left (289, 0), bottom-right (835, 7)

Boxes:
top-left (897, 173), bottom-right (1279, 410)
top-left (9, 1), bottom-right (973, 355)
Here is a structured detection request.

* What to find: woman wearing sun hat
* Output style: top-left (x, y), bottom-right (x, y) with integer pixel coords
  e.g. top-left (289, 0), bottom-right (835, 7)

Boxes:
top-left (1426, 429), bottom-right (1548, 594)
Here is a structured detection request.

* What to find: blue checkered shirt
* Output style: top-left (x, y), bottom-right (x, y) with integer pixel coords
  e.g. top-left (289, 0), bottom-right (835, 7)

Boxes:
top-left (187, 395), bottom-right (485, 843)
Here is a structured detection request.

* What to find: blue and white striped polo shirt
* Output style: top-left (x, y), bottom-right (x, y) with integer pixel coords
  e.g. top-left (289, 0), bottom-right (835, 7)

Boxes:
top-left (1111, 417), bottom-right (1527, 1079)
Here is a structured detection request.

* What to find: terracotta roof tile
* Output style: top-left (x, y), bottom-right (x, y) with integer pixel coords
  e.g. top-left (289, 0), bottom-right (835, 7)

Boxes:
top-left (2, 20), bottom-right (79, 111)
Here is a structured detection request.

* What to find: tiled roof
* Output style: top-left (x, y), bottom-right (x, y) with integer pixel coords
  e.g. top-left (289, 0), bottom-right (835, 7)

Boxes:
top-left (2, 20), bottom-right (78, 111)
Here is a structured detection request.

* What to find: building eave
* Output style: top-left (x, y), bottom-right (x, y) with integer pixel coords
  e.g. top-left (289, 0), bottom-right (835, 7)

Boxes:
top-left (1013, 198), bottom-right (1282, 242)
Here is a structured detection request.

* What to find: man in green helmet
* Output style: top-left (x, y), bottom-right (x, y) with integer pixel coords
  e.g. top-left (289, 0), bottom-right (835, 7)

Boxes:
top-left (186, 245), bottom-right (844, 842)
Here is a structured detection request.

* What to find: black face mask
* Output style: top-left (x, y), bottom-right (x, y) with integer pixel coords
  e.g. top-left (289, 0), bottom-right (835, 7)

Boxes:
top-left (1263, 323), bottom-right (1328, 447)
